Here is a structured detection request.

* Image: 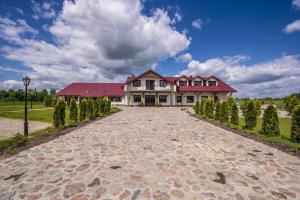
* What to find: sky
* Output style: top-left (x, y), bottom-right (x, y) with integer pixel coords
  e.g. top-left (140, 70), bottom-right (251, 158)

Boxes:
top-left (0, 0), bottom-right (300, 98)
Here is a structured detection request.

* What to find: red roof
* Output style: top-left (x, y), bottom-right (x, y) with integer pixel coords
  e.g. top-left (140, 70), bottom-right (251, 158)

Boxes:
top-left (57, 83), bottom-right (124, 97)
top-left (123, 69), bottom-right (174, 85)
top-left (178, 80), bottom-right (236, 93)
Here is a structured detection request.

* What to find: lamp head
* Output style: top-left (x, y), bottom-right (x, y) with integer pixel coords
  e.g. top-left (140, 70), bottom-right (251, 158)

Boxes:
top-left (23, 75), bottom-right (31, 87)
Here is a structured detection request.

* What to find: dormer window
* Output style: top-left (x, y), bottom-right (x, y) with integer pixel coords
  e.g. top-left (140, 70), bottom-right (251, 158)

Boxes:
top-left (194, 81), bottom-right (202, 86)
top-left (208, 81), bottom-right (217, 86)
top-left (179, 81), bottom-right (187, 86)
top-left (133, 80), bottom-right (141, 87)
top-left (160, 80), bottom-right (167, 87)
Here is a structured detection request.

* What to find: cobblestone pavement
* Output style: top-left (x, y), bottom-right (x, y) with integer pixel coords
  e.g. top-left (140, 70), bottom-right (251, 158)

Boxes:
top-left (0, 117), bottom-right (51, 139)
top-left (0, 107), bottom-right (300, 200)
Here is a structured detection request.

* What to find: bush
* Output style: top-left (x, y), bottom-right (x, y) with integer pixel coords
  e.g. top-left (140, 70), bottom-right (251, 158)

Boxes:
top-left (262, 105), bottom-right (280, 135)
top-left (43, 95), bottom-right (52, 107)
top-left (53, 100), bottom-right (66, 128)
top-left (79, 100), bottom-right (87, 122)
top-left (204, 98), bottom-right (214, 119)
top-left (51, 97), bottom-right (57, 107)
top-left (199, 100), bottom-right (205, 116)
top-left (254, 99), bottom-right (262, 117)
top-left (94, 98), bottom-right (101, 117)
top-left (226, 96), bottom-right (234, 116)
top-left (285, 95), bottom-right (299, 115)
top-left (231, 103), bottom-right (239, 125)
top-left (86, 98), bottom-right (95, 120)
top-left (244, 101), bottom-right (257, 129)
top-left (220, 102), bottom-right (229, 123)
top-left (138, 101), bottom-right (144, 107)
top-left (69, 97), bottom-right (78, 126)
top-left (291, 105), bottom-right (300, 143)
top-left (240, 98), bottom-right (250, 116)
top-left (195, 101), bottom-right (200, 115)
top-left (215, 102), bottom-right (222, 121)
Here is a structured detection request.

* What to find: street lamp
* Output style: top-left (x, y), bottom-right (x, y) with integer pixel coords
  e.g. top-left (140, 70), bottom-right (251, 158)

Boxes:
top-left (23, 75), bottom-right (31, 136)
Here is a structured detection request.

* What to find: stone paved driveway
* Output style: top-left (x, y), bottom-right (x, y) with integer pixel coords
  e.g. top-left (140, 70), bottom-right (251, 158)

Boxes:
top-left (0, 107), bottom-right (300, 200)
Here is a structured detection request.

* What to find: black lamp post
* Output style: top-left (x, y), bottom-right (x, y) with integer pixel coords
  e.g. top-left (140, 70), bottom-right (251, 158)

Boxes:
top-left (23, 75), bottom-right (31, 136)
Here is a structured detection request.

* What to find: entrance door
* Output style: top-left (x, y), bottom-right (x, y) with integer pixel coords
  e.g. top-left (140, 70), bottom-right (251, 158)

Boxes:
top-left (145, 95), bottom-right (155, 106)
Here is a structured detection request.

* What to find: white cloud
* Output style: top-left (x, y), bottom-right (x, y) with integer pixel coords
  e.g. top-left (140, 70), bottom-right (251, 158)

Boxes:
top-left (0, 66), bottom-right (28, 74)
top-left (3, 80), bottom-right (24, 90)
top-left (284, 19), bottom-right (300, 33)
top-left (175, 53), bottom-right (193, 62)
top-left (192, 18), bottom-right (203, 30)
top-left (0, 0), bottom-right (190, 89)
top-left (15, 8), bottom-right (24, 15)
top-left (31, 0), bottom-right (56, 20)
top-left (292, 0), bottom-right (300, 9)
top-left (179, 55), bottom-right (300, 98)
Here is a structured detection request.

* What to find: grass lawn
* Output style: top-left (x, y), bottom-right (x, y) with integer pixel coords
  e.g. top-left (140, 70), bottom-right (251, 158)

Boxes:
top-left (238, 117), bottom-right (300, 150)
top-left (0, 101), bottom-right (47, 112)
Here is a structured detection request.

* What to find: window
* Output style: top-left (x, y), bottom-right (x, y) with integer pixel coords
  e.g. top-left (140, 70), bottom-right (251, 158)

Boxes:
top-left (109, 97), bottom-right (122, 102)
top-left (208, 81), bottom-right (217, 86)
top-left (146, 80), bottom-right (155, 90)
top-left (133, 95), bottom-right (141, 103)
top-left (177, 96), bottom-right (182, 103)
top-left (186, 96), bottom-right (194, 103)
top-left (179, 81), bottom-right (187, 86)
top-left (160, 80), bottom-right (167, 87)
top-left (194, 81), bottom-right (202, 86)
top-left (159, 95), bottom-right (167, 103)
top-left (133, 80), bottom-right (141, 87)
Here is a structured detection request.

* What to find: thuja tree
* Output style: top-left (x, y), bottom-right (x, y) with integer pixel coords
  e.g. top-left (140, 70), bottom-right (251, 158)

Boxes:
top-left (215, 102), bottom-right (222, 121)
top-left (53, 100), bottom-right (66, 128)
top-left (231, 103), bottom-right (239, 126)
top-left (244, 101), bottom-right (257, 129)
top-left (199, 100), bottom-right (205, 116)
top-left (195, 101), bottom-right (200, 115)
top-left (240, 98), bottom-right (250, 116)
top-left (226, 96), bottom-right (234, 116)
top-left (69, 97), bottom-right (78, 126)
top-left (79, 100), bottom-right (87, 122)
top-left (262, 105), bottom-right (280, 135)
top-left (254, 99), bottom-right (262, 117)
top-left (205, 98), bottom-right (214, 119)
top-left (94, 98), bottom-right (101, 117)
top-left (291, 105), bottom-right (300, 143)
top-left (86, 98), bottom-right (95, 120)
top-left (220, 102), bottom-right (229, 123)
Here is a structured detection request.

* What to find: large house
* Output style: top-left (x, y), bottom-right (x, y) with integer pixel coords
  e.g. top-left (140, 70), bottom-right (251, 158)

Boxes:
top-left (57, 69), bottom-right (236, 106)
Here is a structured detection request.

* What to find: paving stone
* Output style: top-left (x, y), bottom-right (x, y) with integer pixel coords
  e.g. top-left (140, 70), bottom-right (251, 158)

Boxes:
top-left (0, 107), bottom-right (299, 199)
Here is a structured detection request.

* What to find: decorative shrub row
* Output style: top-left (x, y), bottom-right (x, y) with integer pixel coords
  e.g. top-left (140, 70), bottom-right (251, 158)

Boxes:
top-left (53, 97), bottom-right (112, 128)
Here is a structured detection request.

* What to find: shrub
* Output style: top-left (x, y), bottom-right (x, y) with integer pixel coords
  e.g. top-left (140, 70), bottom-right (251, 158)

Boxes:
top-left (195, 101), bottom-right (200, 115)
top-left (244, 101), bottom-right (257, 129)
top-left (285, 95), bottom-right (299, 115)
top-left (138, 101), bottom-right (144, 107)
top-left (53, 100), bottom-right (66, 128)
top-left (43, 95), bottom-right (52, 107)
top-left (79, 100), bottom-right (87, 122)
top-left (240, 98), bottom-right (250, 116)
top-left (291, 105), bottom-right (300, 143)
top-left (262, 105), bottom-right (280, 135)
top-left (51, 97), bottom-right (57, 107)
top-left (215, 102), bottom-right (222, 121)
top-left (204, 98), bottom-right (214, 119)
top-left (254, 99), bottom-right (262, 117)
top-left (220, 102), bottom-right (229, 123)
top-left (99, 98), bottom-right (105, 113)
top-left (86, 98), bottom-right (95, 120)
top-left (226, 96), bottom-right (234, 116)
top-left (199, 100), bottom-right (205, 116)
top-left (69, 97), bottom-right (78, 126)
top-left (231, 103), bottom-right (239, 126)
top-left (94, 98), bottom-right (101, 117)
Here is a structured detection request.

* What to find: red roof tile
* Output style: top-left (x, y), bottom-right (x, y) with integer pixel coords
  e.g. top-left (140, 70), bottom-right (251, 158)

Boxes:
top-left (178, 80), bottom-right (236, 93)
top-left (57, 83), bottom-right (124, 97)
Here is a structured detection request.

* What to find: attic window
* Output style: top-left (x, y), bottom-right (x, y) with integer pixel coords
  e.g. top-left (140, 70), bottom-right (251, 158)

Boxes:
top-left (194, 81), bottom-right (202, 86)
top-left (208, 81), bottom-right (217, 86)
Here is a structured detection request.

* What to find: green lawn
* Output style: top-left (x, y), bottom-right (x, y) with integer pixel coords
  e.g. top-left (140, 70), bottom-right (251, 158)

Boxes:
top-left (0, 109), bottom-right (55, 123)
top-left (0, 101), bottom-right (47, 112)
top-left (238, 117), bottom-right (300, 150)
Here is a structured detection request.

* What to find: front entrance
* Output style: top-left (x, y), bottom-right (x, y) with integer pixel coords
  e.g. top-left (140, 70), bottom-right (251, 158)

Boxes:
top-left (145, 95), bottom-right (155, 106)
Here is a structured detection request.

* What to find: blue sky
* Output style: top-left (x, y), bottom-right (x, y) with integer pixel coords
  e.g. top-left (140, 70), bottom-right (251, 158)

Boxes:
top-left (0, 0), bottom-right (300, 97)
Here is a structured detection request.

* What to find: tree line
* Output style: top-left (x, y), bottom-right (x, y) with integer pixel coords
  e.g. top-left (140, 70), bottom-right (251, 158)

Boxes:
top-left (0, 89), bottom-right (56, 102)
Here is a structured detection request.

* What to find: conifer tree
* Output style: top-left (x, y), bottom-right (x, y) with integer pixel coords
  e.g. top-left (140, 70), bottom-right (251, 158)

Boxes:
top-left (199, 100), bottom-right (205, 116)
top-left (205, 98), bottom-right (214, 119)
top-left (215, 102), bottom-right (222, 121)
top-left (94, 98), bottom-right (101, 117)
top-left (69, 97), bottom-right (78, 126)
top-left (53, 100), bottom-right (66, 128)
top-left (220, 101), bottom-right (229, 123)
top-left (86, 98), bottom-right (94, 120)
top-left (262, 105), bottom-right (280, 135)
top-left (291, 105), bottom-right (300, 143)
top-left (79, 100), bottom-right (87, 122)
top-left (231, 103), bottom-right (239, 125)
top-left (244, 101), bottom-right (257, 129)
top-left (195, 101), bottom-right (200, 115)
